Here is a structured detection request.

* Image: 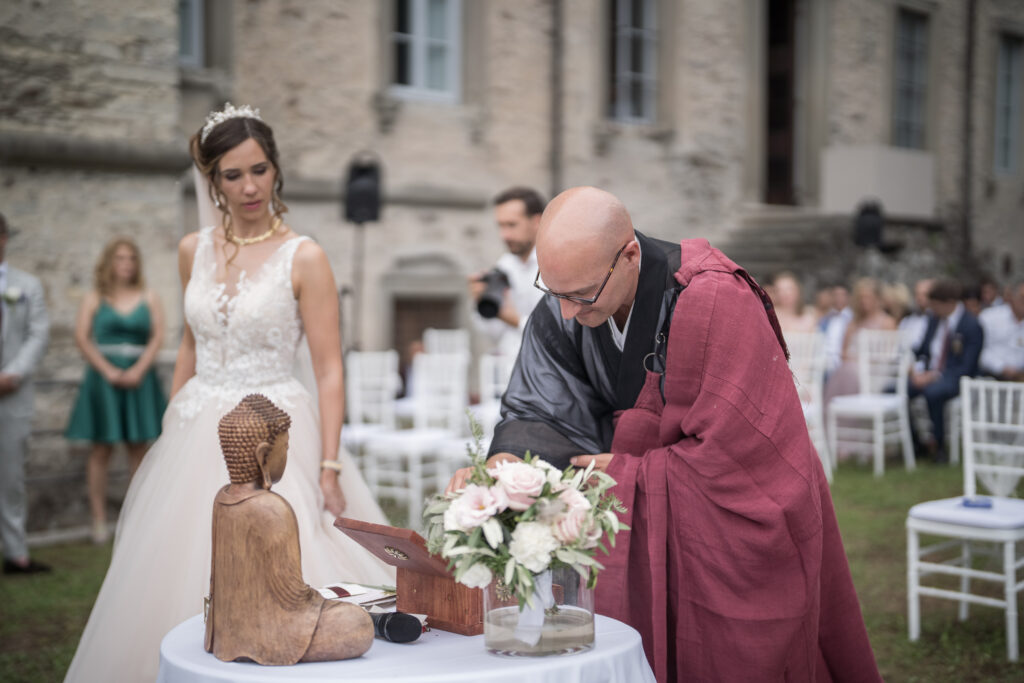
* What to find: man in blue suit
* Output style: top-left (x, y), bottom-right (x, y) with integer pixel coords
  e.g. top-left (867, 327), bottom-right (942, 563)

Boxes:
top-left (909, 278), bottom-right (983, 463)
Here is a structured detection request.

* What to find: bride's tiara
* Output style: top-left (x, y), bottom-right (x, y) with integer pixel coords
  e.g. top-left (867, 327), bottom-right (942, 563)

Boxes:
top-left (200, 102), bottom-right (262, 143)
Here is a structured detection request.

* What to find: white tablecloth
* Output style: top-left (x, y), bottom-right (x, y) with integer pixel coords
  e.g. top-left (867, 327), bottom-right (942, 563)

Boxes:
top-left (157, 614), bottom-right (654, 683)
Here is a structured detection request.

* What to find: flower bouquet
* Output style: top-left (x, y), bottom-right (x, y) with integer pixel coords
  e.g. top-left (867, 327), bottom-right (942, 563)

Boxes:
top-left (422, 425), bottom-right (627, 656)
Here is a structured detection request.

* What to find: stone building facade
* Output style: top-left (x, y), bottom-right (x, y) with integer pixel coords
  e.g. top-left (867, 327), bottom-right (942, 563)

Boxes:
top-left (1, 0), bottom-right (1022, 536)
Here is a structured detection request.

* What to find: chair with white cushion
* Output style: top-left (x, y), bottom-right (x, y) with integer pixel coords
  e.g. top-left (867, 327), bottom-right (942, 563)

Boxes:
top-left (827, 329), bottom-right (916, 476)
top-left (907, 377), bottom-right (1024, 661)
top-left (363, 352), bottom-right (469, 528)
top-left (787, 331), bottom-right (832, 482)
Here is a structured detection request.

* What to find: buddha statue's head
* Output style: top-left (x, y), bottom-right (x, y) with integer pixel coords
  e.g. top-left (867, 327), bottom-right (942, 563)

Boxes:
top-left (218, 394), bottom-right (292, 489)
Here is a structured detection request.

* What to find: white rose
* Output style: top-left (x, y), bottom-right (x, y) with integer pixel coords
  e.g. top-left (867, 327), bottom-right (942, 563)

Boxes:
top-left (459, 562), bottom-right (493, 590)
top-left (509, 521), bottom-right (559, 573)
top-left (489, 461), bottom-right (547, 511)
top-left (535, 459), bottom-right (567, 491)
top-left (443, 503), bottom-right (463, 532)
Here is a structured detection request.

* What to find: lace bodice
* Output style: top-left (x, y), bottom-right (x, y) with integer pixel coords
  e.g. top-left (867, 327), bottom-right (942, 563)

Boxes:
top-left (183, 226), bottom-right (308, 394)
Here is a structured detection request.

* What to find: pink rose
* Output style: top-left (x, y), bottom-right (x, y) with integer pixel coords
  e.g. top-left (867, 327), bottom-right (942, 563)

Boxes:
top-left (489, 461), bottom-right (547, 511)
top-left (558, 487), bottom-right (591, 513)
top-left (552, 507), bottom-right (588, 544)
top-left (580, 516), bottom-right (604, 549)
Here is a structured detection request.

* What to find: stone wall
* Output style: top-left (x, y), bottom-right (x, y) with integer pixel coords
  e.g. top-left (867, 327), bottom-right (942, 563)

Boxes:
top-left (0, 0), bottom-right (180, 142)
top-left (0, 0), bottom-right (186, 539)
top-left (971, 0), bottom-right (1024, 279)
top-left (825, 0), bottom-right (1023, 281)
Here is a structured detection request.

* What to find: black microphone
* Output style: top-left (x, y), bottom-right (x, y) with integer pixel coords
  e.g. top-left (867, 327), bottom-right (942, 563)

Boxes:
top-left (369, 611), bottom-right (422, 643)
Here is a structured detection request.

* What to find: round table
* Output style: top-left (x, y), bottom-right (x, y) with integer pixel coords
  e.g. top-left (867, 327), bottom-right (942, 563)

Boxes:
top-left (157, 614), bottom-right (655, 683)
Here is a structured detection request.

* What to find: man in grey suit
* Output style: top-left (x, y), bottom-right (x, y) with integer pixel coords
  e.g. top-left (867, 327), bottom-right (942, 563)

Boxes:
top-left (0, 212), bottom-right (50, 574)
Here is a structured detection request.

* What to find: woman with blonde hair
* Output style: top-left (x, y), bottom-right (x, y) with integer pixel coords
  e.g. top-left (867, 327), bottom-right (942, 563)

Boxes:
top-left (66, 237), bottom-right (166, 544)
top-left (769, 271), bottom-right (819, 335)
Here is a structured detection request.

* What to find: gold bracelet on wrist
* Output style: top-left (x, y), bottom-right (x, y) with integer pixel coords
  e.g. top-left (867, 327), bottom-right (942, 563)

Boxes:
top-left (320, 460), bottom-right (343, 473)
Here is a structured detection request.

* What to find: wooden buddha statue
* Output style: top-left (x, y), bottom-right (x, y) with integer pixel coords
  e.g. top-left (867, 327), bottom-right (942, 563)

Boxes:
top-left (204, 394), bottom-right (373, 664)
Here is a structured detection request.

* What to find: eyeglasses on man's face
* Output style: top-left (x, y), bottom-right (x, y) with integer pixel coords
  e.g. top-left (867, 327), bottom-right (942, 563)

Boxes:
top-left (533, 242), bottom-right (630, 306)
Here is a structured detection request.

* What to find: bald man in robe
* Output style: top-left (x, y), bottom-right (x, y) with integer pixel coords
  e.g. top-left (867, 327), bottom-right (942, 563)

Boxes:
top-left (449, 187), bottom-right (880, 682)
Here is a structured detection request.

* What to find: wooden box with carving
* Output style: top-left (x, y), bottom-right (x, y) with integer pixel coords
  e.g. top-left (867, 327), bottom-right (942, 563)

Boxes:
top-left (334, 518), bottom-right (483, 636)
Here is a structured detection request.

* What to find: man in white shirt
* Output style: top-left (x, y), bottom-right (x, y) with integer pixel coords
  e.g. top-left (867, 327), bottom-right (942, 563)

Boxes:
top-left (979, 278), bottom-right (1024, 381)
top-left (899, 278), bottom-right (934, 350)
top-left (469, 187), bottom-right (546, 357)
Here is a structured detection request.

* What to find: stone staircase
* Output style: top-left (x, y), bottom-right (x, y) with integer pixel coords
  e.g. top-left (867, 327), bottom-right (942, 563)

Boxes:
top-left (715, 209), bottom-right (856, 289)
top-left (715, 207), bottom-right (950, 292)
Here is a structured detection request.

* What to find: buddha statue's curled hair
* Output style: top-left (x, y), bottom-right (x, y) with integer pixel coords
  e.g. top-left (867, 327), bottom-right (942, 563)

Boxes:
top-left (218, 394), bottom-right (292, 485)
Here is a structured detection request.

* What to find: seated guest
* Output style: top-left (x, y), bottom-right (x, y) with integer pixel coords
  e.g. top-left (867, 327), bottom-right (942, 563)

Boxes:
top-left (962, 282), bottom-right (983, 318)
top-left (206, 395), bottom-right (373, 665)
top-left (979, 272), bottom-right (1004, 310)
top-left (769, 270), bottom-right (818, 335)
top-left (812, 284), bottom-right (834, 329)
top-left (823, 277), bottom-right (897, 408)
top-left (821, 283), bottom-right (853, 373)
top-left (898, 278), bottom-right (934, 351)
top-left (909, 279), bottom-right (984, 462)
top-left (979, 278), bottom-right (1024, 381)
top-left (882, 280), bottom-right (912, 324)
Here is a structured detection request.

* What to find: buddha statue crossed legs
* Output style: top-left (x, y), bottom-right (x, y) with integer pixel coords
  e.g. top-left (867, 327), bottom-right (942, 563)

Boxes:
top-left (205, 394), bottom-right (373, 664)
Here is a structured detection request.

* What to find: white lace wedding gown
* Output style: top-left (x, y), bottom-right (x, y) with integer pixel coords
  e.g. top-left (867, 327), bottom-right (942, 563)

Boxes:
top-left (65, 227), bottom-right (394, 683)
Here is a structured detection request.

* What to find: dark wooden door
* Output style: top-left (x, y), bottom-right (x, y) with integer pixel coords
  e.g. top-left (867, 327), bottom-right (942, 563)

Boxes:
top-left (392, 296), bottom-right (458, 393)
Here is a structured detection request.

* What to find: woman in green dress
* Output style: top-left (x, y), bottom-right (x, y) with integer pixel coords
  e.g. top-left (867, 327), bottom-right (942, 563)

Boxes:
top-left (66, 237), bottom-right (167, 543)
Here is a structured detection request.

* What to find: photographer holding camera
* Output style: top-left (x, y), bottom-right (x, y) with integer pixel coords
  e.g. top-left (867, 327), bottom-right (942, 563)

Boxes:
top-left (469, 187), bottom-right (546, 356)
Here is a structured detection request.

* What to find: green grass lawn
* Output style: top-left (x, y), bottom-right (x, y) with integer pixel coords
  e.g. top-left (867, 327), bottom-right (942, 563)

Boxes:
top-left (1, 461), bottom-right (1020, 681)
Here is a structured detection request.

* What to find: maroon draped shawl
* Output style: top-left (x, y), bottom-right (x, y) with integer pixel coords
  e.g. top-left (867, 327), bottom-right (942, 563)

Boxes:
top-left (599, 240), bottom-right (881, 682)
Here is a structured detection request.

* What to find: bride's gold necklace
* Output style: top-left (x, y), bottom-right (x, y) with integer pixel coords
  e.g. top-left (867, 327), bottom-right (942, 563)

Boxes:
top-left (226, 216), bottom-right (282, 246)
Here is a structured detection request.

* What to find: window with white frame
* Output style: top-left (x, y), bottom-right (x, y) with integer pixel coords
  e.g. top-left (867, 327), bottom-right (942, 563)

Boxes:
top-left (608, 0), bottom-right (658, 123)
top-left (179, 0), bottom-right (204, 68)
top-left (391, 0), bottom-right (461, 101)
top-left (892, 7), bottom-right (929, 149)
top-left (994, 33), bottom-right (1022, 174)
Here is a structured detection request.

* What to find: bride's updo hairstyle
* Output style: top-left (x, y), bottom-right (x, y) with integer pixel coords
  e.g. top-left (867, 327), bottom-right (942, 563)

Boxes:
top-left (189, 107), bottom-right (288, 223)
top-left (218, 394), bottom-right (292, 486)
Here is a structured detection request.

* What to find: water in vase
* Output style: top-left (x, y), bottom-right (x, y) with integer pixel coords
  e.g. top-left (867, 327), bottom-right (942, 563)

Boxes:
top-left (485, 605), bottom-right (595, 657)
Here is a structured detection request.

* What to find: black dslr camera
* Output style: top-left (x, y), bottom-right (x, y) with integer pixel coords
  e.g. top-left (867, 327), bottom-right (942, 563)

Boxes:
top-left (476, 268), bottom-right (511, 319)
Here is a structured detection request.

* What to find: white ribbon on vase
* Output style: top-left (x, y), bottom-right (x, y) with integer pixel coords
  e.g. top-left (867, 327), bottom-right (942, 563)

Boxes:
top-left (513, 569), bottom-right (556, 647)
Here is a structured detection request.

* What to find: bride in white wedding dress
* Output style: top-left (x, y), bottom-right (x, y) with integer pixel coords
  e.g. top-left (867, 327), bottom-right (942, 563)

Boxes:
top-left (65, 105), bottom-right (394, 683)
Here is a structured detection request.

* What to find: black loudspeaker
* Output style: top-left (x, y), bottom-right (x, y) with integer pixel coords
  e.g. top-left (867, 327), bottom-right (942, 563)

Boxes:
top-left (344, 155), bottom-right (382, 223)
top-left (852, 200), bottom-right (883, 248)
